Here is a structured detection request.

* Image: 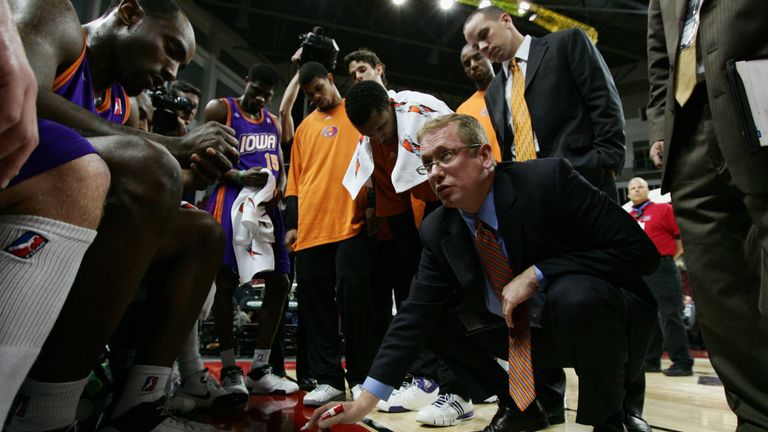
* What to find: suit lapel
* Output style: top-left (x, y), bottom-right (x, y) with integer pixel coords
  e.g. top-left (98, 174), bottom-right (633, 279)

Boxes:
top-left (525, 37), bottom-right (547, 90)
top-left (675, 0), bottom-right (687, 27)
top-left (494, 169), bottom-right (524, 274)
top-left (441, 211), bottom-right (485, 310)
top-left (487, 74), bottom-right (508, 145)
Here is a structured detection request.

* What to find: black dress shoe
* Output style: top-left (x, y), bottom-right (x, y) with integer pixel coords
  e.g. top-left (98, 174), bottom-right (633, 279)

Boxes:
top-left (643, 362), bottom-right (661, 373)
top-left (624, 413), bottom-right (652, 432)
top-left (547, 409), bottom-right (565, 425)
top-left (662, 364), bottom-right (693, 377)
top-left (478, 402), bottom-right (549, 432)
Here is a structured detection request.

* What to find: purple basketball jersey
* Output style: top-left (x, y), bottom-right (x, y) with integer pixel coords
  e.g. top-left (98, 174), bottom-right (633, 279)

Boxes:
top-left (96, 83), bottom-right (131, 125)
top-left (226, 98), bottom-right (281, 179)
top-left (11, 35), bottom-right (99, 187)
top-left (205, 98), bottom-right (289, 276)
top-left (52, 35), bottom-right (95, 114)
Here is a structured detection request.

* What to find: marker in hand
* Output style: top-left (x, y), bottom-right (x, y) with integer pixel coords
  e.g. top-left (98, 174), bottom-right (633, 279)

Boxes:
top-left (320, 404), bottom-right (345, 421)
top-left (301, 404), bottom-right (345, 430)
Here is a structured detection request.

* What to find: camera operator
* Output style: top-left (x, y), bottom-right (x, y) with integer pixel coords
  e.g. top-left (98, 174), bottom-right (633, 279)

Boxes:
top-left (170, 80), bottom-right (201, 126)
top-left (149, 82), bottom-right (197, 137)
top-left (297, 26), bottom-right (339, 70)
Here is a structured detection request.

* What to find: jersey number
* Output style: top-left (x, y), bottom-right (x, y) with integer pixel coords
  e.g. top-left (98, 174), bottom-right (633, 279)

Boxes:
top-left (265, 154), bottom-right (280, 172)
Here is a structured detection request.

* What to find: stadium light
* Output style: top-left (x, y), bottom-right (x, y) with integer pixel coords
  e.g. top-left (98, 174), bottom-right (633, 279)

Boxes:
top-left (479, 0), bottom-right (491, 7)
top-left (439, 0), bottom-right (454, 10)
top-left (392, 0), bottom-right (406, 5)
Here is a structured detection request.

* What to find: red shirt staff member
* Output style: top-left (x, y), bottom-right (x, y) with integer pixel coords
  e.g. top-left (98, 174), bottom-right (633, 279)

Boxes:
top-left (628, 177), bottom-right (693, 377)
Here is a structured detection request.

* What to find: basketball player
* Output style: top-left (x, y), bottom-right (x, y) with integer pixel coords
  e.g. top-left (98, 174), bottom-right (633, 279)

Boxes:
top-left (6, 0), bottom-right (234, 429)
top-left (201, 64), bottom-right (298, 403)
top-left (0, 0), bottom-right (110, 425)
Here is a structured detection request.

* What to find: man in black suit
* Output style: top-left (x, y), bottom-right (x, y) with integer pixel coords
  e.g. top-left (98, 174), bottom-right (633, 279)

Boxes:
top-left (305, 114), bottom-right (658, 432)
top-left (463, 8), bottom-right (655, 431)
top-left (464, 6), bottom-right (624, 202)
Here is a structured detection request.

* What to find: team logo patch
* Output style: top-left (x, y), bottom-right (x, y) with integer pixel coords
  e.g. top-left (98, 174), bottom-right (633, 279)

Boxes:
top-left (141, 376), bottom-right (159, 392)
top-left (320, 126), bottom-right (338, 137)
top-left (4, 231), bottom-right (48, 259)
top-left (393, 102), bottom-right (437, 116)
top-left (114, 98), bottom-right (123, 116)
top-left (481, 107), bottom-right (489, 117)
top-left (13, 395), bottom-right (30, 418)
top-left (401, 134), bottom-right (421, 156)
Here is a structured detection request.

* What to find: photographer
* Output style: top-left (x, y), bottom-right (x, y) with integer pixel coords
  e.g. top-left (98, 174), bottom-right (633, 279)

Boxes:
top-left (170, 80), bottom-right (201, 127)
top-left (149, 81), bottom-right (197, 137)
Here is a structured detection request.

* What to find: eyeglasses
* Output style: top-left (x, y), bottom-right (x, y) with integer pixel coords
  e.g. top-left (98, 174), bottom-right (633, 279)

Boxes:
top-left (416, 144), bottom-right (482, 175)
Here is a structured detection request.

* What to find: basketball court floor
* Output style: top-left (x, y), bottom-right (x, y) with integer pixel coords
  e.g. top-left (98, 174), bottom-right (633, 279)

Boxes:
top-left (195, 355), bottom-right (735, 432)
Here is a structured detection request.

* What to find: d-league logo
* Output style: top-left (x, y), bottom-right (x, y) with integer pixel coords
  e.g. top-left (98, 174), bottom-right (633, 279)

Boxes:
top-left (4, 231), bottom-right (48, 259)
top-left (141, 376), bottom-right (159, 392)
top-left (114, 97), bottom-right (123, 116)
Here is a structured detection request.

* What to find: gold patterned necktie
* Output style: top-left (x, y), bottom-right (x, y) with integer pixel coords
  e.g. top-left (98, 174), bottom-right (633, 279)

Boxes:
top-left (509, 59), bottom-right (537, 162)
top-left (474, 219), bottom-right (535, 411)
top-left (675, 40), bottom-right (697, 106)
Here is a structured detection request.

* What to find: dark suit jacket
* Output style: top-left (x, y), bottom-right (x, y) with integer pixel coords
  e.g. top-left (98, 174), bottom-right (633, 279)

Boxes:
top-left (485, 29), bottom-right (625, 191)
top-left (646, 0), bottom-right (768, 194)
top-left (367, 159), bottom-right (659, 386)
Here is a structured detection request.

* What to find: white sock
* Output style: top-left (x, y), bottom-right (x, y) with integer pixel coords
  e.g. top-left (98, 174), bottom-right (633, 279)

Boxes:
top-left (251, 349), bottom-right (271, 369)
top-left (5, 376), bottom-right (89, 431)
top-left (177, 324), bottom-right (204, 380)
top-left (220, 348), bottom-right (236, 369)
top-left (0, 215), bottom-right (96, 426)
top-left (111, 365), bottom-right (171, 418)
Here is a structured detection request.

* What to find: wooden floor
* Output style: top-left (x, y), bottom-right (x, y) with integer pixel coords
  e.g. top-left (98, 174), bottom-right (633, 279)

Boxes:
top-left (362, 358), bottom-right (736, 432)
top-left (199, 357), bottom-right (735, 431)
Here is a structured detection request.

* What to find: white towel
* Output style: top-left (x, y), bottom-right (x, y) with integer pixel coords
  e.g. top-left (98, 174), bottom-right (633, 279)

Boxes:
top-left (231, 168), bottom-right (277, 284)
top-left (341, 134), bottom-right (374, 199)
top-left (342, 90), bottom-right (453, 198)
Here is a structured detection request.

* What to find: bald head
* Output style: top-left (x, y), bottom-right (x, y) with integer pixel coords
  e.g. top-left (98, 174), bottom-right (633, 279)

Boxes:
top-left (628, 177), bottom-right (650, 205)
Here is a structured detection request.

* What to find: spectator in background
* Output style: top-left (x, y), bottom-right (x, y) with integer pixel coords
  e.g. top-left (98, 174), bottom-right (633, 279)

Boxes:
top-left (627, 177), bottom-right (693, 376)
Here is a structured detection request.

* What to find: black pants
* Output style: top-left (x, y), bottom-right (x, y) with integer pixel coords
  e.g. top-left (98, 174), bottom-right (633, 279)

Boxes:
top-left (427, 274), bottom-right (655, 426)
top-left (295, 234), bottom-right (376, 389)
top-left (386, 209), bottom-right (465, 391)
top-left (643, 256), bottom-right (693, 368)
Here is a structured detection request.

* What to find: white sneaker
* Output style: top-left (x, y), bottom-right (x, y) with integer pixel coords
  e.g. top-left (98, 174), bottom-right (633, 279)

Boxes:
top-left (302, 384), bottom-right (345, 407)
top-left (99, 397), bottom-right (222, 431)
top-left (350, 384), bottom-right (363, 401)
top-left (245, 365), bottom-right (299, 395)
top-left (220, 365), bottom-right (250, 404)
top-left (175, 368), bottom-right (246, 410)
top-left (415, 393), bottom-right (474, 426)
top-left (164, 395), bottom-right (196, 414)
top-left (377, 376), bottom-right (439, 413)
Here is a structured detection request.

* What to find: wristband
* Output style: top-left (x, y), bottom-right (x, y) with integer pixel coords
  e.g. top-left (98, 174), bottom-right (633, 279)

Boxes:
top-left (236, 170), bottom-right (245, 184)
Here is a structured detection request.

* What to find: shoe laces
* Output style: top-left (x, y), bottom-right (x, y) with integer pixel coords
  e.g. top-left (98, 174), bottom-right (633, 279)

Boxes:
top-left (222, 366), bottom-right (245, 385)
top-left (313, 384), bottom-right (339, 396)
top-left (201, 369), bottom-right (224, 390)
top-left (432, 393), bottom-right (457, 408)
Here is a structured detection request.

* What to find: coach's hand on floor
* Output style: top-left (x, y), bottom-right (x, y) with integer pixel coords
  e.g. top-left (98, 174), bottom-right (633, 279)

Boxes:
top-left (302, 390), bottom-right (379, 431)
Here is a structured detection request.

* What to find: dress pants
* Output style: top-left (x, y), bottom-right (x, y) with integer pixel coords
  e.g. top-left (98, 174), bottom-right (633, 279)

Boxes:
top-left (668, 84), bottom-right (768, 431)
top-left (295, 234), bottom-right (377, 389)
top-left (426, 274), bottom-right (655, 426)
top-left (643, 256), bottom-right (693, 368)
top-left (386, 209), bottom-right (465, 391)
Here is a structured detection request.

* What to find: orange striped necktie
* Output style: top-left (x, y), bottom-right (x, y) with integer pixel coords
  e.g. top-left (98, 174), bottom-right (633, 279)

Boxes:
top-left (509, 59), bottom-right (537, 162)
top-left (474, 219), bottom-right (535, 411)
